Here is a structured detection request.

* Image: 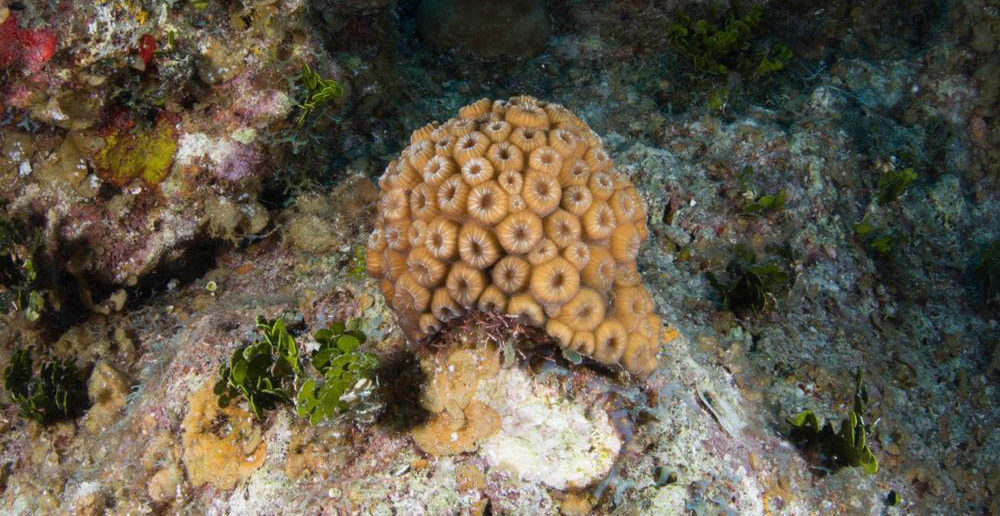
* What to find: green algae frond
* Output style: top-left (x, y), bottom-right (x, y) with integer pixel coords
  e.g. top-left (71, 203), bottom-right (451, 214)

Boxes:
top-left (215, 316), bottom-right (379, 424)
top-left (787, 369), bottom-right (879, 475)
top-left (3, 348), bottom-right (89, 425)
top-left (876, 166), bottom-right (917, 205)
top-left (95, 117), bottom-right (178, 186)
top-left (296, 321), bottom-right (379, 424)
top-left (295, 63), bottom-right (343, 127)
top-left (666, 6), bottom-right (792, 80)
top-left (742, 188), bottom-right (787, 216)
top-left (972, 239), bottom-right (1000, 308)
top-left (854, 219), bottom-right (901, 257)
top-left (706, 243), bottom-right (795, 314)
top-left (348, 245), bottom-right (367, 281)
top-left (214, 317), bottom-right (300, 419)
top-left (0, 215), bottom-right (46, 322)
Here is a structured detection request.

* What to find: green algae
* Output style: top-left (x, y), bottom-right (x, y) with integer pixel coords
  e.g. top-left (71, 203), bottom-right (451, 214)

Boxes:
top-left (876, 167), bottom-right (918, 205)
top-left (788, 369), bottom-right (879, 475)
top-left (854, 218), bottom-right (901, 257)
top-left (295, 63), bottom-right (343, 127)
top-left (215, 317), bottom-right (300, 419)
top-left (666, 5), bottom-right (792, 80)
top-left (348, 245), bottom-right (367, 282)
top-left (296, 321), bottom-right (378, 424)
top-left (215, 316), bottom-right (378, 424)
top-left (742, 189), bottom-right (787, 216)
top-left (706, 244), bottom-right (795, 314)
top-left (3, 348), bottom-right (89, 425)
top-left (972, 239), bottom-right (1000, 308)
top-left (0, 215), bottom-right (45, 322)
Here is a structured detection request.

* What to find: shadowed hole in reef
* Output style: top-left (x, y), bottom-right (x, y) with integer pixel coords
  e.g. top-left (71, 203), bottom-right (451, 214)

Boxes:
top-left (0, 463), bottom-right (10, 495)
top-left (24, 232), bottom-right (228, 341)
top-left (43, 238), bottom-right (226, 339)
top-left (126, 239), bottom-right (225, 309)
top-left (258, 173), bottom-right (295, 210)
top-left (374, 350), bottom-right (429, 432)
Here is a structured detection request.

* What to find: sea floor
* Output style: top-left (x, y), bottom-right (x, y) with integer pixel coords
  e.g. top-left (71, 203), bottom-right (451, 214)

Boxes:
top-left (0, 1), bottom-right (997, 514)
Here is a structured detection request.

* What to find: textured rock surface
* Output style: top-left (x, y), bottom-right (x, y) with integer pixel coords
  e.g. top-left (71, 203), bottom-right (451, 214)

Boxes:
top-left (477, 365), bottom-right (622, 490)
top-left (416, 0), bottom-right (549, 58)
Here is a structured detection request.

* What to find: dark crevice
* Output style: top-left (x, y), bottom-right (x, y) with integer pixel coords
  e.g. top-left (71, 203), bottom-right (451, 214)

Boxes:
top-left (126, 239), bottom-right (226, 309)
top-left (374, 350), bottom-right (429, 433)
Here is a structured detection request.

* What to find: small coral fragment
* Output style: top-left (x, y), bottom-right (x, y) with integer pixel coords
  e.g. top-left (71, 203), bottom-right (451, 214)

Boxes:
top-left (181, 383), bottom-right (266, 490)
top-left (411, 400), bottom-right (501, 456)
top-left (411, 346), bottom-right (502, 456)
top-left (83, 361), bottom-right (128, 434)
top-left (0, 14), bottom-right (58, 73)
top-left (147, 465), bottom-right (182, 503)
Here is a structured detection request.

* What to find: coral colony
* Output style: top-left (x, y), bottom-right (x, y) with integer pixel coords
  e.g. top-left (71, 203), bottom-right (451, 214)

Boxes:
top-left (369, 97), bottom-right (661, 377)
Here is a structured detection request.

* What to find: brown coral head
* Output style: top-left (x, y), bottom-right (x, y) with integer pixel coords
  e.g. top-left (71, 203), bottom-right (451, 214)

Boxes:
top-left (370, 97), bottom-right (662, 377)
top-left (582, 201), bottom-right (617, 241)
top-left (454, 131), bottom-right (490, 165)
top-left (523, 170), bottom-right (562, 217)
top-left (394, 274), bottom-right (431, 313)
top-left (487, 141), bottom-right (524, 172)
top-left (593, 319), bottom-right (627, 364)
top-left (410, 183), bottom-right (440, 220)
top-left (424, 217), bottom-right (460, 260)
top-left (437, 175), bottom-right (470, 217)
top-left (458, 223), bottom-right (501, 269)
top-left (505, 103), bottom-right (549, 129)
top-left (408, 247), bottom-right (448, 288)
top-left (447, 262), bottom-right (487, 308)
top-left (558, 287), bottom-right (605, 333)
top-left (560, 184), bottom-right (593, 216)
top-left (461, 157), bottom-right (494, 186)
top-left (528, 146), bottom-right (563, 176)
top-left (459, 98), bottom-right (491, 120)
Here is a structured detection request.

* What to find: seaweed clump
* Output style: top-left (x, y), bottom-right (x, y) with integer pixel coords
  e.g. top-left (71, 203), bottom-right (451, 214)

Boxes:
top-left (295, 321), bottom-right (379, 424)
top-left (294, 63), bottom-right (343, 127)
top-left (0, 214), bottom-right (45, 322)
top-left (214, 316), bottom-right (379, 424)
top-left (706, 244), bottom-right (795, 315)
top-left (3, 348), bottom-right (89, 425)
top-left (854, 218), bottom-right (901, 258)
top-left (735, 165), bottom-right (788, 217)
top-left (787, 370), bottom-right (879, 475)
top-left (347, 245), bottom-right (368, 282)
top-left (215, 317), bottom-right (301, 419)
top-left (971, 239), bottom-right (1000, 308)
top-left (875, 166), bottom-right (918, 205)
top-left (666, 5), bottom-right (792, 80)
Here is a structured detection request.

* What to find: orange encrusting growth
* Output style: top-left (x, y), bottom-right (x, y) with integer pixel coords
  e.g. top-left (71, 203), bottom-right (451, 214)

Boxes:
top-left (369, 96), bottom-right (662, 377)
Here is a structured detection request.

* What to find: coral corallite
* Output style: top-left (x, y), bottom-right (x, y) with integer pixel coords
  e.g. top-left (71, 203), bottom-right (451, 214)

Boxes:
top-left (369, 96), bottom-right (661, 377)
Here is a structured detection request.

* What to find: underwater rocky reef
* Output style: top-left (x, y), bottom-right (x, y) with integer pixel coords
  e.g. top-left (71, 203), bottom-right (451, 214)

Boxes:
top-left (0, 0), bottom-right (997, 514)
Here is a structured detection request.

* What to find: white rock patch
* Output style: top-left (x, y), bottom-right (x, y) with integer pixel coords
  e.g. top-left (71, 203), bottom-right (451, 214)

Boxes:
top-left (476, 367), bottom-right (621, 490)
